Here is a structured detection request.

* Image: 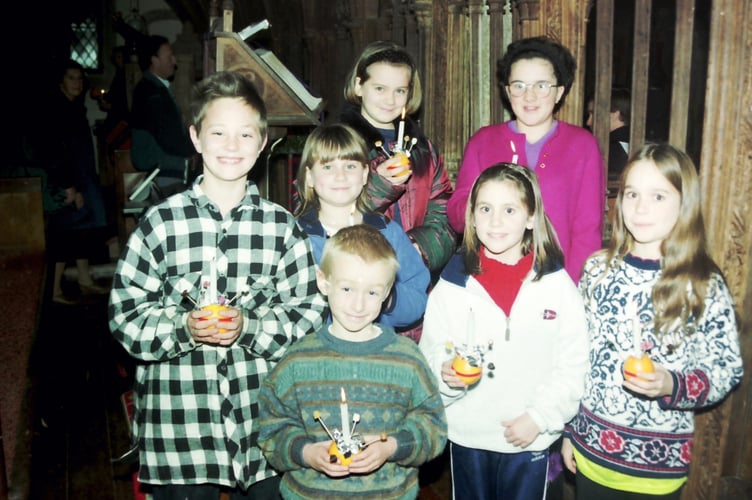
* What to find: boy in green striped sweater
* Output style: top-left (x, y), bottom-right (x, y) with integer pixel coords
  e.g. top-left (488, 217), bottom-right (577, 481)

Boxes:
top-left (258, 224), bottom-right (447, 499)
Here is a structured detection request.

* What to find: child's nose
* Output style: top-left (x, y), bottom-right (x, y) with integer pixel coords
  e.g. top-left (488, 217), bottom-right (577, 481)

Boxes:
top-left (352, 292), bottom-right (366, 311)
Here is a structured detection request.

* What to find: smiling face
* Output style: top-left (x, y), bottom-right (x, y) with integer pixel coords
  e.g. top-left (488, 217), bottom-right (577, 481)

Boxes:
top-left (189, 97), bottom-right (267, 184)
top-left (507, 57), bottom-right (564, 134)
top-left (317, 253), bottom-right (393, 340)
top-left (306, 157), bottom-right (368, 211)
top-left (621, 159), bottom-right (681, 259)
top-left (354, 62), bottom-right (411, 129)
top-left (473, 179), bottom-right (533, 264)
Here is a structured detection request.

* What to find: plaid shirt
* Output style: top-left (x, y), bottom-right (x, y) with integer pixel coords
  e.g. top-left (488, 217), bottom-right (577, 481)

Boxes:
top-left (109, 179), bottom-right (327, 489)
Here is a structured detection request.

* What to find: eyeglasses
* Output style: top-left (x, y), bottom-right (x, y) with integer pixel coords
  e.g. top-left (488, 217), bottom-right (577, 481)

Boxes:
top-left (506, 81), bottom-right (560, 98)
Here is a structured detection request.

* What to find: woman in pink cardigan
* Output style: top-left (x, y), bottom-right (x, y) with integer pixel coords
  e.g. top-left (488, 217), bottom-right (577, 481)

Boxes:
top-left (447, 36), bottom-right (605, 282)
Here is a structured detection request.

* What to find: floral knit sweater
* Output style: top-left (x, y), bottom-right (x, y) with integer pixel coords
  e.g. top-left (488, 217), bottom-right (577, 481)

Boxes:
top-left (565, 253), bottom-right (743, 479)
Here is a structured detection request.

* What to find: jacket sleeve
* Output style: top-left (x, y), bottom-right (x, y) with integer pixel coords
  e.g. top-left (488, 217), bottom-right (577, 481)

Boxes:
top-left (526, 275), bottom-right (589, 434)
top-left (379, 221), bottom-right (430, 328)
top-left (406, 141), bottom-right (457, 272)
top-left (419, 279), bottom-right (466, 402)
top-left (446, 133), bottom-right (484, 233)
top-left (564, 133), bottom-right (605, 281)
top-left (257, 364), bottom-right (313, 472)
top-left (391, 349), bottom-right (448, 466)
top-left (238, 222), bottom-right (327, 361)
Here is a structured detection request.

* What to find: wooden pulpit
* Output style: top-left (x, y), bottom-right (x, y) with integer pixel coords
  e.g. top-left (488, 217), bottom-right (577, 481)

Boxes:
top-left (206, 31), bottom-right (324, 127)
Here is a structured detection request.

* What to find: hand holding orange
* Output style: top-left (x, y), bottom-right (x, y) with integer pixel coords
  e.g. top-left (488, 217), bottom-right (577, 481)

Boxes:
top-left (198, 303), bottom-right (232, 333)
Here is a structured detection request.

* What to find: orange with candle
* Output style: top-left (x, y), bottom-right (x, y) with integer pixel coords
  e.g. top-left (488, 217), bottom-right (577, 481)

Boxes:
top-left (451, 355), bottom-right (482, 385)
top-left (622, 300), bottom-right (654, 381)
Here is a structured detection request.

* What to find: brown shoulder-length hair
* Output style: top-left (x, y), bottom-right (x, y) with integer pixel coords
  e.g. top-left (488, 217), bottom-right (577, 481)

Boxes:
top-left (343, 40), bottom-right (422, 115)
top-left (605, 142), bottom-right (721, 343)
top-left (462, 163), bottom-right (564, 280)
top-left (295, 123), bottom-right (371, 217)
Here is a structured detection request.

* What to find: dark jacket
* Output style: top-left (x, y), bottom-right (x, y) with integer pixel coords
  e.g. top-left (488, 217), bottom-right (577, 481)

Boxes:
top-left (129, 71), bottom-right (194, 176)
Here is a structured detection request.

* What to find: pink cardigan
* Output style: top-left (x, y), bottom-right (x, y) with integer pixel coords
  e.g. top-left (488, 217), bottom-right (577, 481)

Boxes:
top-left (447, 121), bottom-right (605, 281)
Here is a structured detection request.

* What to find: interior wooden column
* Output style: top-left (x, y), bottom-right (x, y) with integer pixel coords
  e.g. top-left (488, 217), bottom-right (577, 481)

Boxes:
top-left (667, 0), bottom-right (694, 149)
top-left (488, 0), bottom-right (509, 126)
top-left (592, 0), bottom-right (614, 168)
top-left (629, 0), bottom-right (651, 152)
top-left (689, 0), bottom-right (752, 498)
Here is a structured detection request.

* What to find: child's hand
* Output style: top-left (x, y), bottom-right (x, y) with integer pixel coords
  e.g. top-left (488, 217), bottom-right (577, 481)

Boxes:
top-left (187, 306), bottom-right (242, 346)
top-left (441, 358), bottom-right (468, 388)
top-left (561, 437), bottom-right (577, 474)
top-left (346, 435), bottom-right (397, 474)
top-left (302, 441), bottom-right (349, 477)
top-left (622, 361), bottom-right (674, 398)
top-left (502, 412), bottom-right (540, 448)
top-left (375, 155), bottom-right (411, 185)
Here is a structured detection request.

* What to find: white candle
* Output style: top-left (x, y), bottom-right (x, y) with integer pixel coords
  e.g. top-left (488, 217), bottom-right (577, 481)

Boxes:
top-left (207, 257), bottom-right (218, 305)
top-left (340, 387), bottom-right (350, 441)
top-left (467, 308), bottom-right (475, 348)
top-left (395, 107), bottom-right (406, 152)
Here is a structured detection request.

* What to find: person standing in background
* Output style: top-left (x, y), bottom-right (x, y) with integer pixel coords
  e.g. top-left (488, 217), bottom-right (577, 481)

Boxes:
top-left (130, 34), bottom-right (195, 195)
top-left (586, 88), bottom-right (631, 181)
top-left (447, 36), bottom-right (605, 282)
top-left (27, 59), bottom-right (111, 304)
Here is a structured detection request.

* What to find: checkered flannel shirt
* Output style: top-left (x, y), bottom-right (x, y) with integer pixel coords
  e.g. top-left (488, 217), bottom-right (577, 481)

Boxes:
top-left (109, 180), bottom-right (327, 489)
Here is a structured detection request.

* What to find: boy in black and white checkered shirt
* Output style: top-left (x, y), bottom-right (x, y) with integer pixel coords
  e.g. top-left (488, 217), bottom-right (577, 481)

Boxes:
top-left (109, 71), bottom-right (326, 499)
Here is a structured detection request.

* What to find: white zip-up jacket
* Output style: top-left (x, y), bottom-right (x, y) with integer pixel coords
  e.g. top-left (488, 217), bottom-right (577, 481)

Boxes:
top-left (420, 252), bottom-right (589, 453)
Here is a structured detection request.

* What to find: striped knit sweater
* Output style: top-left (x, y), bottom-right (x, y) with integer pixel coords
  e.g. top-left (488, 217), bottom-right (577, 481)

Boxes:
top-left (258, 324), bottom-right (447, 499)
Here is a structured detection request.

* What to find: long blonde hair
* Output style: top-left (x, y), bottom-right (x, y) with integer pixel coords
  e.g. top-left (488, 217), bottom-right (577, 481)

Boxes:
top-left (605, 143), bottom-right (721, 342)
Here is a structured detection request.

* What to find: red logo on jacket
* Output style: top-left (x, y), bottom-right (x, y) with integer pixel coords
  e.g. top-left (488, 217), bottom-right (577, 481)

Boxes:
top-left (542, 309), bottom-right (557, 320)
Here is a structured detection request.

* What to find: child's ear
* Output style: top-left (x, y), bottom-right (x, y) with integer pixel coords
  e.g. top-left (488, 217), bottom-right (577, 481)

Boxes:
top-left (315, 268), bottom-right (329, 296)
top-left (305, 167), bottom-right (314, 187)
top-left (189, 125), bottom-right (201, 153)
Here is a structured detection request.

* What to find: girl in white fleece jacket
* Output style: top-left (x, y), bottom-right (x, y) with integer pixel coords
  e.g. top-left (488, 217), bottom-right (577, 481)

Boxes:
top-left (420, 163), bottom-right (588, 499)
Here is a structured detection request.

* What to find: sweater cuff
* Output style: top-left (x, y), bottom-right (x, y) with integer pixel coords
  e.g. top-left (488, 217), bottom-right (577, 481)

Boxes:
top-left (657, 370), bottom-right (681, 409)
top-left (290, 435), bottom-right (314, 467)
top-left (389, 430), bottom-right (414, 462)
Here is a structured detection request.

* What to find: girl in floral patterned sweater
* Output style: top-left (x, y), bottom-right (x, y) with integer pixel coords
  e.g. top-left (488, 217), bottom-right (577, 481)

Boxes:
top-left (562, 143), bottom-right (743, 499)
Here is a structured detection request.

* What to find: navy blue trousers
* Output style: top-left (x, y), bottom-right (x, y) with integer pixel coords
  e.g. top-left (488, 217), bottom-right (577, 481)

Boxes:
top-left (450, 441), bottom-right (549, 500)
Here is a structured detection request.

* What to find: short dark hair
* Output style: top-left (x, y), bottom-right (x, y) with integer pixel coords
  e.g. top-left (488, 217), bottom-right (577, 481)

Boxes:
top-left (497, 36), bottom-right (577, 114)
top-left (138, 35), bottom-right (169, 71)
top-left (57, 59), bottom-right (84, 84)
top-left (610, 88), bottom-right (631, 125)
